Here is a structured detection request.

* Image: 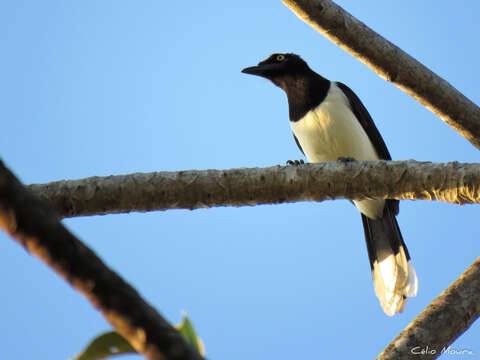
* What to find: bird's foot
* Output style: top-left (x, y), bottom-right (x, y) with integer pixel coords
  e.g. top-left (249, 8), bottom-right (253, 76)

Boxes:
top-left (337, 156), bottom-right (356, 163)
top-left (286, 159), bottom-right (305, 166)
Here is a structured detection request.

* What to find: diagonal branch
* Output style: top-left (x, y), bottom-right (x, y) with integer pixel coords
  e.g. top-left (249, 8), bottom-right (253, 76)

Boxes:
top-left (28, 160), bottom-right (480, 219)
top-left (377, 256), bottom-right (480, 360)
top-left (0, 159), bottom-right (204, 360)
top-left (282, 0), bottom-right (480, 149)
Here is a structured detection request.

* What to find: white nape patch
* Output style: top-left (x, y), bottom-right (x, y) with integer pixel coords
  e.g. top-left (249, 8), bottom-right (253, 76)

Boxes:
top-left (290, 82), bottom-right (384, 219)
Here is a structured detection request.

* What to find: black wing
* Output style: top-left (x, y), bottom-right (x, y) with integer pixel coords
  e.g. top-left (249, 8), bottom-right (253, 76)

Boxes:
top-left (335, 82), bottom-right (391, 161)
top-left (336, 82), bottom-right (399, 214)
top-left (293, 133), bottom-right (305, 155)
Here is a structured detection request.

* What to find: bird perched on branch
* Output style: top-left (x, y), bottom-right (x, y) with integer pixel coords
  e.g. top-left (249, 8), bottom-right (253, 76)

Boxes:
top-left (241, 53), bottom-right (417, 316)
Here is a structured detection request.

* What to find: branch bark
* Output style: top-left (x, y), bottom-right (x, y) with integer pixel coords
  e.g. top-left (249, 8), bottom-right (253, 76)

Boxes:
top-left (28, 160), bottom-right (480, 219)
top-left (281, 0), bottom-right (480, 149)
top-left (377, 257), bottom-right (480, 360)
top-left (0, 160), bottom-right (203, 360)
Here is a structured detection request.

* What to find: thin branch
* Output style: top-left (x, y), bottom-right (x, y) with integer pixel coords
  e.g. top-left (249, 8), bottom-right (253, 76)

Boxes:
top-left (377, 257), bottom-right (480, 360)
top-left (0, 160), bottom-right (204, 360)
top-left (28, 160), bottom-right (480, 219)
top-left (281, 0), bottom-right (480, 149)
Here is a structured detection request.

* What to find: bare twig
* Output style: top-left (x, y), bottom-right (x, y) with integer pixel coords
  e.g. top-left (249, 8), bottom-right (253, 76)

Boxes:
top-left (282, 0), bottom-right (480, 149)
top-left (28, 160), bottom-right (480, 219)
top-left (377, 257), bottom-right (480, 360)
top-left (0, 160), bottom-right (204, 360)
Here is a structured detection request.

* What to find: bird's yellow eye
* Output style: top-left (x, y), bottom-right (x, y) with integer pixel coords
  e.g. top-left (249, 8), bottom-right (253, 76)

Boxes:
top-left (276, 54), bottom-right (285, 62)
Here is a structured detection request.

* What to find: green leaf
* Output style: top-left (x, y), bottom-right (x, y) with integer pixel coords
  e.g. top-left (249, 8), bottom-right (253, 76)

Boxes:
top-left (73, 314), bottom-right (205, 359)
top-left (175, 314), bottom-right (206, 356)
top-left (72, 331), bottom-right (136, 360)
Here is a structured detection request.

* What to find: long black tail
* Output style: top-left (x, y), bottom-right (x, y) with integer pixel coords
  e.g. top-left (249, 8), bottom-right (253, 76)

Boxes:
top-left (361, 204), bottom-right (417, 316)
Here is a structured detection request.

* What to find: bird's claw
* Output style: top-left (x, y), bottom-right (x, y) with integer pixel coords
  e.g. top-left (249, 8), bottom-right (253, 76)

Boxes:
top-left (286, 159), bottom-right (305, 166)
top-left (337, 156), bottom-right (356, 163)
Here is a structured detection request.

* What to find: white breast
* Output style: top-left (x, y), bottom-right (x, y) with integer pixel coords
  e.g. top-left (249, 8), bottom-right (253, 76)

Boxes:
top-left (290, 82), bottom-right (379, 162)
top-left (290, 82), bottom-right (385, 219)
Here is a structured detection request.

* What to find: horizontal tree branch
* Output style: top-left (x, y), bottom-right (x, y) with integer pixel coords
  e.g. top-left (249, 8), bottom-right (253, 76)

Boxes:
top-left (377, 256), bottom-right (480, 360)
top-left (282, 0), bottom-right (480, 149)
top-left (28, 160), bottom-right (480, 219)
top-left (0, 160), bottom-right (203, 360)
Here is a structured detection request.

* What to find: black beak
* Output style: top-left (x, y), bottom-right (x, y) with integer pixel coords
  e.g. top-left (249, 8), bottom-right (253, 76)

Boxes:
top-left (241, 65), bottom-right (265, 76)
top-left (241, 62), bottom-right (280, 78)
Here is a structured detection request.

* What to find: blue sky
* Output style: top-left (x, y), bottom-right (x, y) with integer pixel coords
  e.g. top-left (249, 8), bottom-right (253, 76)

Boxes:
top-left (1, 1), bottom-right (479, 359)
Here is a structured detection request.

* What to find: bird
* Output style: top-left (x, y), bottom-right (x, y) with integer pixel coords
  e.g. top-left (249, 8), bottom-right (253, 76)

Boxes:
top-left (241, 53), bottom-right (417, 316)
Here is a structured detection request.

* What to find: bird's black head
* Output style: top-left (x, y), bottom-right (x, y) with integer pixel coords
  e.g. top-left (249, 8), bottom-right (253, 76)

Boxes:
top-left (241, 53), bottom-right (312, 89)
top-left (241, 53), bottom-right (330, 121)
